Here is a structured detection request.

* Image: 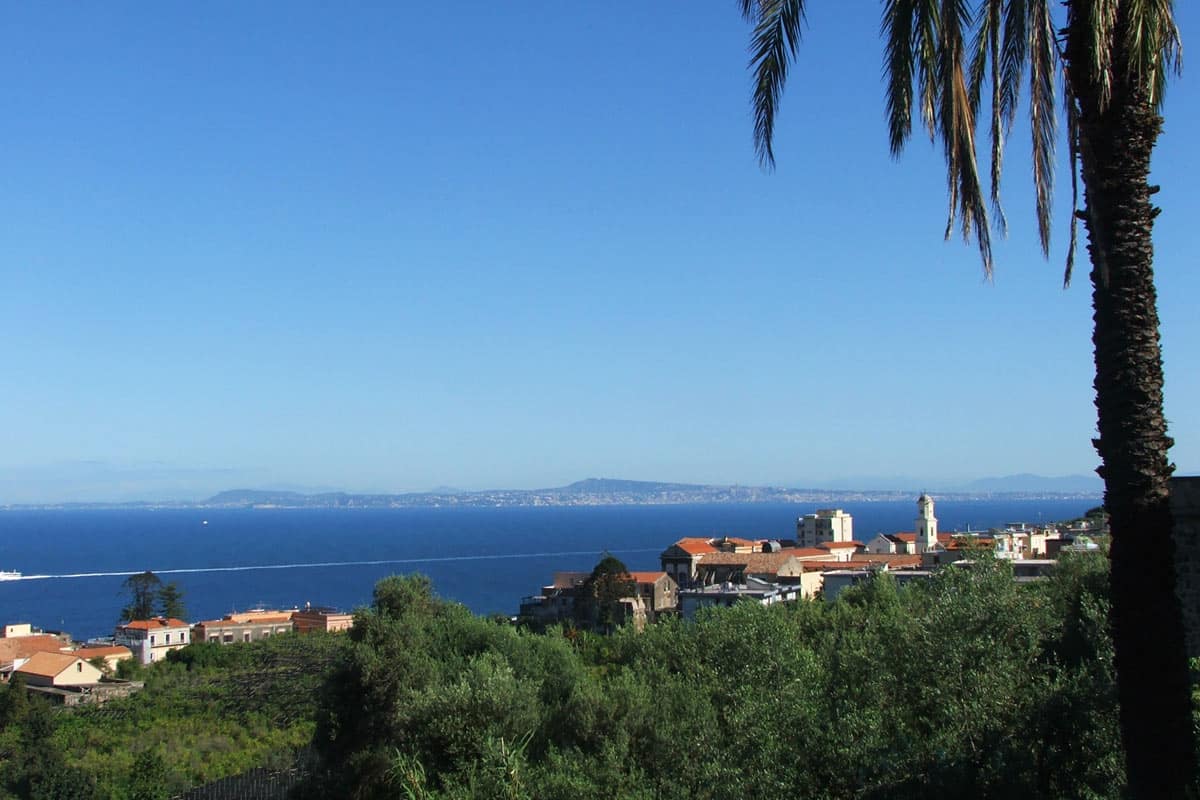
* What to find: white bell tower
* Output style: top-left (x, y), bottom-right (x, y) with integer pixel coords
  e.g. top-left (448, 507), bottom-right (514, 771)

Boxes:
top-left (916, 493), bottom-right (938, 553)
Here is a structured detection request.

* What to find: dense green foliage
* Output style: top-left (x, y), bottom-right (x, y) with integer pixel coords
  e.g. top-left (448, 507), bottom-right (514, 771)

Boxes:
top-left (118, 571), bottom-right (187, 623)
top-left (575, 553), bottom-right (636, 633)
top-left (120, 571), bottom-right (163, 623)
top-left (0, 631), bottom-right (346, 799)
top-left (303, 558), bottom-right (1151, 799)
top-left (156, 582), bottom-right (186, 621)
top-left (2, 558), bottom-right (1192, 798)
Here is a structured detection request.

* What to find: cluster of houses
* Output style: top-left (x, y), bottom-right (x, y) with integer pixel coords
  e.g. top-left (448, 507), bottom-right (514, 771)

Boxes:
top-left (519, 495), bottom-right (1104, 628)
top-left (3, 495), bottom-right (1105, 703)
top-left (0, 604), bottom-right (352, 705)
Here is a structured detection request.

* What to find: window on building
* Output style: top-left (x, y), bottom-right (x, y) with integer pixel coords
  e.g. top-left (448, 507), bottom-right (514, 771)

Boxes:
top-left (150, 635), bottom-right (156, 645)
top-left (243, 632), bottom-right (251, 642)
top-left (223, 634), bottom-right (233, 643)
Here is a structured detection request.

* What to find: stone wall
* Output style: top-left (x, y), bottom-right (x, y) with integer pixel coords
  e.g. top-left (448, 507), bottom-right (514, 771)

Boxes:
top-left (1171, 476), bottom-right (1200, 659)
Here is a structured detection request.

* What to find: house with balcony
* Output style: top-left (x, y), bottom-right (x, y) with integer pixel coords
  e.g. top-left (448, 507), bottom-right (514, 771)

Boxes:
top-left (193, 609), bottom-right (297, 645)
top-left (114, 618), bottom-right (192, 664)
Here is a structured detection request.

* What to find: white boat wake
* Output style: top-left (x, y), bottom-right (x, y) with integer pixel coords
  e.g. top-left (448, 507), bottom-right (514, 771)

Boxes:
top-left (4, 547), bottom-right (663, 581)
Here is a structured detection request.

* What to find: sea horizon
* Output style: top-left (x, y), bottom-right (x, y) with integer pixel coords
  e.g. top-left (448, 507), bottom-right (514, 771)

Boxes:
top-left (1, 499), bottom-right (1097, 640)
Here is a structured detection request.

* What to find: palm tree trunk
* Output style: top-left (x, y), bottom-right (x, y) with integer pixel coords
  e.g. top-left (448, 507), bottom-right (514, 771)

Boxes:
top-left (1067, 8), bottom-right (1196, 797)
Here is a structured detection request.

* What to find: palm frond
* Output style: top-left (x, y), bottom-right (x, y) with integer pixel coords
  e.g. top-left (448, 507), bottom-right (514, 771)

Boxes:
top-left (936, 0), bottom-right (993, 274)
top-left (1028, 0), bottom-right (1056, 257)
top-left (882, 0), bottom-right (918, 155)
top-left (968, 0), bottom-right (1007, 232)
top-left (1125, 0), bottom-right (1182, 110)
top-left (747, 0), bottom-right (808, 169)
top-left (999, 0), bottom-right (1027, 131)
top-left (1085, 0), bottom-right (1119, 111)
top-left (914, 0), bottom-right (941, 140)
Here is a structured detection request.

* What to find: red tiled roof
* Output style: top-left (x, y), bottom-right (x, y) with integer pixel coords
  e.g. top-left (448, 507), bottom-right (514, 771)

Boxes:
top-left (628, 571), bottom-right (669, 584)
top-left (785, 547), bottom-right (834, 560)
top-left (14, 651), bottom-right (82, 678)
top-left (71, 645), bottom-right (133, 660)
top-left (0, 635), bottom-right (67, 664)
top-left (121, 618), bottom-right (190, 631)
top-left (671, 538), bottom-right (719, 555)
top-left (700, 550), bottom-right (835, 575)
top-left (817, 541), bottom-right (863, 550)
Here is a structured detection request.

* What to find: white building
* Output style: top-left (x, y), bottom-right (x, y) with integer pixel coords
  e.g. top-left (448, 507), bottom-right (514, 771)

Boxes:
top-left (797, 509), bottom-right (854, 548)
top-left (114, 618), bottom-right (192, 664)
top-left (915, 494), bottom-right (938, 554)
top-left (679, 577), bottom-right (803, 620)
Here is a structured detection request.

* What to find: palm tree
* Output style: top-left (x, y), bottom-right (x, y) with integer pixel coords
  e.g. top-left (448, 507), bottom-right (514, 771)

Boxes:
top-left (739, 0), bottom-right (1192, 795)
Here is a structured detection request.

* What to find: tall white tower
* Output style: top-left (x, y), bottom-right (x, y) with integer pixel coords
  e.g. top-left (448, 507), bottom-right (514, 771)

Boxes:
top-left (915, 494), bottom-right (938, 553)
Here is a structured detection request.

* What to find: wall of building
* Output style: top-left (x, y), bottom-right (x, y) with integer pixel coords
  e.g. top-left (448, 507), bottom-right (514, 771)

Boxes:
top-left (194, 618), bottom-right (293, 645)
top-left (1171, 476), bottom-right (1200, 658)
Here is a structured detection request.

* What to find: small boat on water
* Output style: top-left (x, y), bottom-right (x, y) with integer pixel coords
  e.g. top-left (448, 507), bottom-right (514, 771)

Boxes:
top-left (0, 570), bottom-right (21, 581)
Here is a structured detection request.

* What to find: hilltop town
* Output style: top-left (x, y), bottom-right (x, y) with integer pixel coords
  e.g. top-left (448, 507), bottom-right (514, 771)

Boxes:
top-left (517, 494), bottom-right (1107, 631)
top-left (0, 495), bottom-right (1107, 709)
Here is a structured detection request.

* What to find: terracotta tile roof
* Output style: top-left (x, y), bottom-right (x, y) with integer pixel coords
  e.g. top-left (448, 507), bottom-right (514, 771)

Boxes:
top-left (700, 550), bottom-right (833, 574)
top-left (71, 646), bottom-right (132, 659)
top-left (714, 536), bottom-right (759, 547)
top-left (0, 635), bottom-right (67, 664)
top-left (801, 562), bottom-right (863, 572)
top-left (671, 538), bottom-right (719, 555)
top-left (14, 651), bottom-right (81, 678)
top-left (121, 617), bottom-right (190, 630)
top-left (893, 533), bottom-right (917, 543)
top-left (784, 547), bottom-right (835, 560)
top-left (817, 541), bottom-right (863, 550)
top-left (195, 615), bottom-right (293, 628)
top-left (628, 571), bottom-right (670, 584)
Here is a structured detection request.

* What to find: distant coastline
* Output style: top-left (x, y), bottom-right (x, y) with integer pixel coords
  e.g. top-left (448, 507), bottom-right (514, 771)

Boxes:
top-left (1, 476), bottom-right (1103, 511)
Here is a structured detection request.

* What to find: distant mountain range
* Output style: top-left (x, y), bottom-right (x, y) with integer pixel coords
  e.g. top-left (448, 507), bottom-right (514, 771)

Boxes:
top-left (959, 473), bottom-right (1103, 493)
top-left (195, 475), bottom-right (1100, 510)
top-left (1, 475), bottom-right (1103, 510)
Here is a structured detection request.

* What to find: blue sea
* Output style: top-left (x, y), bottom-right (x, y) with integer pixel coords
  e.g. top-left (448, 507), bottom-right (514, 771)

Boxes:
top-left (0, 500), bottom-right (1096, 640)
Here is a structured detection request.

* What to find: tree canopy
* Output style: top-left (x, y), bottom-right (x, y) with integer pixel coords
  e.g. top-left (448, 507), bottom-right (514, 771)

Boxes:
top-left (120, 570), bottom-right (163, 622)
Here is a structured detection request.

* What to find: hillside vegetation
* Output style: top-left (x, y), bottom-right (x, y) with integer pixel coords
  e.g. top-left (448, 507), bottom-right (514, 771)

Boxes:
top-left (1, 555), bottom-right (1194, 799)
top-left (302, 557), bottom-right (1146, 799)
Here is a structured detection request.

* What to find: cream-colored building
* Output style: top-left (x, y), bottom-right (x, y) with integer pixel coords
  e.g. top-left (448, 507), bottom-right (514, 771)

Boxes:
top-left (71, 645), bottom-right (134, 673)
top-left (797, 509), bottom-right (854, 548)
top-left (15, 652), bottom-right (104, 687)
top-left (193, 610), bottom-right (296, 645)
top-left (114, 618), bottom-right (192, 664)
top-left (292, 607), bottom-right (354, 634)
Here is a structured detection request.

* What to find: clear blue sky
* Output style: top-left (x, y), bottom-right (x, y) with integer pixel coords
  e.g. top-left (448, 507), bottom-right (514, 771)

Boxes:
top-left (1, 3), bottom-right (1196, 502)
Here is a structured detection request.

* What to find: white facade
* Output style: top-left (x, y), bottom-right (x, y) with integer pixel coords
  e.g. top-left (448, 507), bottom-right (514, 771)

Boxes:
top-left (797, 509), bottom-right (854, 548)
top-left (114, 619), bottom-right (192, 665)
top-left (915, 494), bottom-right (938, 554)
